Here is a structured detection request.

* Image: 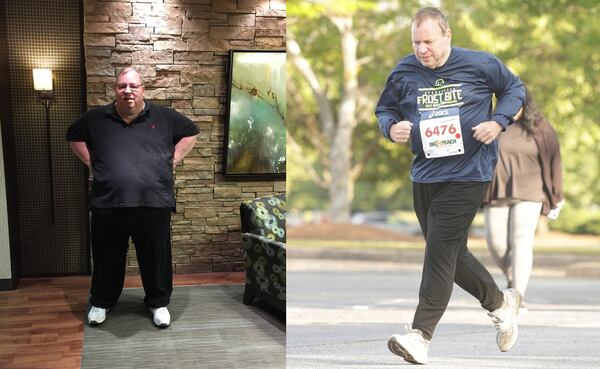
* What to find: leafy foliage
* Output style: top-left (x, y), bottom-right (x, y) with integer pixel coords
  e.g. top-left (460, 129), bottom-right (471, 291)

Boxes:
top-left (550, 206), bottom-right (600, 235)
top-left (288, 0), bottom-right (600, 229)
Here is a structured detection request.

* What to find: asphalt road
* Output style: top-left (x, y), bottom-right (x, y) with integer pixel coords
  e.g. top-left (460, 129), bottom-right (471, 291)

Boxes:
top-left (287, 259), bottom-right (600, 369)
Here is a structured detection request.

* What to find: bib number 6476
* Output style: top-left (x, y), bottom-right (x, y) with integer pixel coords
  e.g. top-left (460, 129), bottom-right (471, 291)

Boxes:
top-left (424, 124), bottom-right (457, 137)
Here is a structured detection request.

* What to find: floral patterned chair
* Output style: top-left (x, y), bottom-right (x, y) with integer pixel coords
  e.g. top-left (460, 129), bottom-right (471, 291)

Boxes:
top-left (240, 194), bottom-right (286, 311)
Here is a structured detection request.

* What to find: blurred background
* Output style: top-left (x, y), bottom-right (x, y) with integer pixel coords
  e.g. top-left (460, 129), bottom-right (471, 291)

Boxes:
top-left (285, 3), bottom-right (600, 366)
top-left (286, 0), bottom-right (600, 246)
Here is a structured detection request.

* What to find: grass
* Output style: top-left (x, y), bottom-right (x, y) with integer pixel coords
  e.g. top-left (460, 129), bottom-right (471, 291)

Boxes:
top-left (288, 238), bottom-right (600, 255)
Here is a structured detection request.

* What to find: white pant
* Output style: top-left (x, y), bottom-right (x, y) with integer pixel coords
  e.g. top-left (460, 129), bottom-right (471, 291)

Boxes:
top-left (483, 201), bottom-right (542, 298)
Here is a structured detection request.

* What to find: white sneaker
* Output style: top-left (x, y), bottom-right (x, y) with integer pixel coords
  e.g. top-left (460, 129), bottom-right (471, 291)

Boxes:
top-left (388, 327), bottom-right (430, 364)
top-left (88, 306), bottom-right (108, 326)
top-left (149, 306), bottom-right (170, 328)
top-left (488, 288), bottom-right (521, 352)
top-left (519, 300), bottom-right (529, 315)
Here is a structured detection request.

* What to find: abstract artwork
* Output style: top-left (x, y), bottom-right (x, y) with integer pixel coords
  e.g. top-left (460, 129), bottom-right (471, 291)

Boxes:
top-left (224, 50), bottom-right (286, 178)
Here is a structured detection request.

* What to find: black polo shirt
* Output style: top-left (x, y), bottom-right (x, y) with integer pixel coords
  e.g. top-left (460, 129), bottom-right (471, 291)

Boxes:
top-left (66, 101), bottom-right (199, 209)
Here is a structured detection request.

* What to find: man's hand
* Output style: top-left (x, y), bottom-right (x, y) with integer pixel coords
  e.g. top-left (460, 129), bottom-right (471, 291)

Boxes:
top-left (471, 121), bottom-right (503, 145)
top-left (390, 121), bottom-right (413, 143)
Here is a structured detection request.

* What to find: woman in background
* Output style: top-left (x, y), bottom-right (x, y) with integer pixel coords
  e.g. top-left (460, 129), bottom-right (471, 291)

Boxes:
top-left (483, 89), bottom-right (564, 311)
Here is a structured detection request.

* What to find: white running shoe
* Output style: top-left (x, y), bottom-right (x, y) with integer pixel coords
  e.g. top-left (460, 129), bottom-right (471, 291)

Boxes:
top-left (88, 306), bottom-right (108, 326)
top-left (388, 326), bottom-right (430, 364)
top-left (519, 300), bottom-right (529, 315)
top-left (488, 288), bottom-right (521, 352)
top-left (149, 306), bottom-right (170, 328)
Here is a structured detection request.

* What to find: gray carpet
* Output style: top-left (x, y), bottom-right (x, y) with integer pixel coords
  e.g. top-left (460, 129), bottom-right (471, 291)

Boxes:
top-left (81, 284), bottom-right (285, 369)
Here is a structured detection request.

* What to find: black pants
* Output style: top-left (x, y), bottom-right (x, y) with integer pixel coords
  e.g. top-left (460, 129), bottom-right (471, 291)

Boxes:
top-left (411, 182), bottom-right (503, 340)
top-left (89, 207), bottom-right (173, 309)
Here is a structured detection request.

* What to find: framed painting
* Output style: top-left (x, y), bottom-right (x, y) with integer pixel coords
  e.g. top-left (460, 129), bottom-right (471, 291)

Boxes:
top-left (223, 50), bottom-right (286, 180)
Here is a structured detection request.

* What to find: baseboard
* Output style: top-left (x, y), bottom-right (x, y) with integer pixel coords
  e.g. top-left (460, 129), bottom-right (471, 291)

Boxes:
top-left (0, 278), bottom-right (14, 291)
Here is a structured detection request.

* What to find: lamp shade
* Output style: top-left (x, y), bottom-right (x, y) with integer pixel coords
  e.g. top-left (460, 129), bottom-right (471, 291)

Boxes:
top-left (33, 69), bottom-right (53, 91)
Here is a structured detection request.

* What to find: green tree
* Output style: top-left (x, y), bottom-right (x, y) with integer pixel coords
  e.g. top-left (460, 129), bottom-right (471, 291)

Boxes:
top-left (287, 0), bottom-right (420, 221)
top-left (449, 0), bottom-right (600, 210)
top-left (288, 0), bottom-right (600, 229)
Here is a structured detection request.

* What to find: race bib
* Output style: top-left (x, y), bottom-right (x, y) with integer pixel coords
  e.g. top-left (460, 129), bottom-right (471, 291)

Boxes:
top-left (419, 107), bottom-right (464, 158)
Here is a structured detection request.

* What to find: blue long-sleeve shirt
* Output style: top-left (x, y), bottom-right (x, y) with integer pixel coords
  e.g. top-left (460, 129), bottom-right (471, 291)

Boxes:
top-left (375, 47), bottom-right (525, 183)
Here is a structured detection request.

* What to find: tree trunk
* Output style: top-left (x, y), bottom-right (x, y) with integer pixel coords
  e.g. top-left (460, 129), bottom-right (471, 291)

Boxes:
top-left (288, 15), bottom-right (360, 224)
top-left (328, 15), bottom-right (358, 223)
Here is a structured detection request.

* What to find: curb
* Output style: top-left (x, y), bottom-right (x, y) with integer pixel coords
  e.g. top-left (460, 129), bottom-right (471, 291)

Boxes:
top-left (288, 247), bottom-right (600, 278)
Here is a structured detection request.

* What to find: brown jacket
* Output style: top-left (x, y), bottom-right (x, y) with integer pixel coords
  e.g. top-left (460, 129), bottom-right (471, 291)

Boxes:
top-left (534, 122), bottom-right (563, 215)
top-left (484, 121), bottom-right (563, 215)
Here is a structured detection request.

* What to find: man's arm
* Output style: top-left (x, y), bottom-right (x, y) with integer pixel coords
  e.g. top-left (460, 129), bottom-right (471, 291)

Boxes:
top-left (473, 54), bottom-right (526, 144)
top-left (473, 106), bottom-right (523, 144)
top-left (69, 141), bottom-right (91, 169)
top-left (485, 54), bottom-right (526, 128)
top-left (375, 72), bottom-right (416, 142)
top-left (471, 121), bottom-right (504, 145)
top-left (173, 135), bottom-right (198, 167)
top-left (390, 121), bottom-right (413, 143)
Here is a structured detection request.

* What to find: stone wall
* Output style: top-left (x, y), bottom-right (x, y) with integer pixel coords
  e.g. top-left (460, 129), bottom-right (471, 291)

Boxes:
top-left (82, 0), bottom-right (286, 274)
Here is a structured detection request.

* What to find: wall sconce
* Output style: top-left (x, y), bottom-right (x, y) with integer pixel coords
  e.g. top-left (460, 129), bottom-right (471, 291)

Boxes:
top-left (33, 68), bottom-right (56, 225)
top-left (33, 68), bottom-right (54, 106)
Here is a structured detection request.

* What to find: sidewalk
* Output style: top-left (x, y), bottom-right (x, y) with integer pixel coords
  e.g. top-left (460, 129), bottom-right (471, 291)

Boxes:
top-left (288, 242), bottom-right (600, 278)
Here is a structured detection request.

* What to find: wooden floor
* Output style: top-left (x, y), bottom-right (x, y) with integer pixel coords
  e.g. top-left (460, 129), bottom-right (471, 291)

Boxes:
top-left (0, 272), bottom-right (245, 369)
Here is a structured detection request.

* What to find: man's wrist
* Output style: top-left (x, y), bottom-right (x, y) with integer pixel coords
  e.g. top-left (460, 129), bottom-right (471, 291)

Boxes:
top-left (493, 121), bottom-right (504, 131)
top-left (491, 115), bottom-right (510, 130)
top-left (385, 119), bottom-right (397, 141)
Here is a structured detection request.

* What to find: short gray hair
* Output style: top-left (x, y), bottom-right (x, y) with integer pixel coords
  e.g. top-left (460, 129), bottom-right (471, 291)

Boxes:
top-left (412, 7), bottom-right (450, 34)
top-left (116, 67), bottom-right (143, 85)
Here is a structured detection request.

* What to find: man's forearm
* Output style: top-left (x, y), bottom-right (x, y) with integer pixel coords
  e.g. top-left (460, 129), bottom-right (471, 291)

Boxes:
top-left (173, 135), bottom-right (198, 165)
top-left (69, 141), bottom-right (91, 169)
